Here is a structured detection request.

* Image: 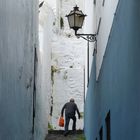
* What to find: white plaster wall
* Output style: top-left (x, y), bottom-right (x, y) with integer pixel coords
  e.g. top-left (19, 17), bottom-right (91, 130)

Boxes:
top-left (51, 36), bottom-right (86, 130)
top-left (51, 37), bottom-right (86, 69)
top-left (34, 2), bottom-right (55, 140)
top-left (84, 0), bottom-right (96, 93)
top-left (52, 68), bottom-right (84, 130)
top-left (46, 0), bottom-right (86, 130)
top-left (94, 0), bottom-right (119, 79)
top-left (0, 0), bottom-right (38, 139)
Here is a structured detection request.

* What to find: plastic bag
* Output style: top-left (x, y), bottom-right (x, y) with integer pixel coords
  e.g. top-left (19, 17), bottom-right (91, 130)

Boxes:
top-left (59, 117), bottom-right (64, 127)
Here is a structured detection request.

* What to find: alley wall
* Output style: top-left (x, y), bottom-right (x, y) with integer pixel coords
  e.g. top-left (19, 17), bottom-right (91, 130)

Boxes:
top-left (0, 0), bottom-right (38, 139)
top-left (93, 0), bottom-right (119, 79)
top-left (34, 2), bottom-right (55, 140)
top-left (85, 0), bottom-right (140, 140)
top-left (51, 36), bottom-right (86, 130)
top-left (49, 0), bottom-right (86, 130)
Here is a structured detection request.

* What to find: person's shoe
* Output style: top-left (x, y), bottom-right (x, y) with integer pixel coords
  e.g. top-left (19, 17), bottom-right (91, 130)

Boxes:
top-left (64, 131), bottom-right (69, 136)
top-left (72, 130), bottom-right (76, 135)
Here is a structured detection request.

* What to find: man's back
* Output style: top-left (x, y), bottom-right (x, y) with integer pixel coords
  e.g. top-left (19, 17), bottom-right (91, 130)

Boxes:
top-left (64, 102), bottom-right (77, 116)
top-left (61, 101), bottom-right (80, 118)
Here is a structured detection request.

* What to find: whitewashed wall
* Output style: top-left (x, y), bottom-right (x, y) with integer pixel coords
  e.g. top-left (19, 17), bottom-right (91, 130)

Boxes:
top-left (47, 0), bottom-right (86, 130)
top-left (0, 0), bottom-right (38, 139)
top-left (84, 0), bottom-right (96, 94)
top-left (51, 37), bottom-right (86, 130)
top-left (34, 2), bottom-right (55, 139)
top-left (94, 0), bottom-right (119, 79)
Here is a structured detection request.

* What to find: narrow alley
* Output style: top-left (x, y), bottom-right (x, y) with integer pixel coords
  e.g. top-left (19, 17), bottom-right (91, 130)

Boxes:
top-left (1, 0), bottom-right (140, 140)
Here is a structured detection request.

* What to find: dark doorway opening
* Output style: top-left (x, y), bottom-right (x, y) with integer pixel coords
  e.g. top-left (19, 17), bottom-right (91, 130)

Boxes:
top-left (99, 127), bottom-right (103, 140)
top-left (105, 111), bottom-right (111, 140)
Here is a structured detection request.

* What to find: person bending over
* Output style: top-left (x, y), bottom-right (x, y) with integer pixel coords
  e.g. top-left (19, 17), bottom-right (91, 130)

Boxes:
top-left (61, 98), bottom-right (81, 136)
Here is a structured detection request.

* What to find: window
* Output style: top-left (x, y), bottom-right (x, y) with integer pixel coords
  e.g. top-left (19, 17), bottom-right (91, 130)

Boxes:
top-left (105, 111), bottom-right (111, 140)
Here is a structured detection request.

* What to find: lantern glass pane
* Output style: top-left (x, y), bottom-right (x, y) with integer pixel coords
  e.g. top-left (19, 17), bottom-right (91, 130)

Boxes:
top-left (68, 14), bottom-right (75, 28)
top-left (75, 14), bottom-right (84, 28)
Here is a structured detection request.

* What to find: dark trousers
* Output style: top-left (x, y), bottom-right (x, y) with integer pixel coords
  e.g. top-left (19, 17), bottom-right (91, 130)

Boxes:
top-left (65, 115), bottom-right (76, 132)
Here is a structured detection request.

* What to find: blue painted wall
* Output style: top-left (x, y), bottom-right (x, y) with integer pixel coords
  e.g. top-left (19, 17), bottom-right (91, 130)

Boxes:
top-left (0, 0), bottom-right (38, 139)
top-left (85, 0), bottom-right (140, 140)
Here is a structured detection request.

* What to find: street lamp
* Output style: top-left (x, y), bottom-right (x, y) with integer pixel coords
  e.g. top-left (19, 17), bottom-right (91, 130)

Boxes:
top-left (66, 5), bottom-right (96, 42)
top-left (66, 5), bottom-right (97, 85)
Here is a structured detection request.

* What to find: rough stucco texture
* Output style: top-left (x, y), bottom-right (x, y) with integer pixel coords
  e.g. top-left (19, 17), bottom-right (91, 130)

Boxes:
top-left (52, 68), bottom-right (84, 130)
top-left (0, 0), bottom-right (37, 139)
top-left (51, 37), bottom-right (86, 130)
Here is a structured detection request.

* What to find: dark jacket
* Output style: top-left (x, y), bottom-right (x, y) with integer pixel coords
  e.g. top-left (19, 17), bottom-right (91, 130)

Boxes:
top-left (61, 101), bottom-right (80, 118)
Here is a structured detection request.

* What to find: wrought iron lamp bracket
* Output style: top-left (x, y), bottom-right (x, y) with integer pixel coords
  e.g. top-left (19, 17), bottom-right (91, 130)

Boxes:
top-left (76, 33), bottom-right (97, 42)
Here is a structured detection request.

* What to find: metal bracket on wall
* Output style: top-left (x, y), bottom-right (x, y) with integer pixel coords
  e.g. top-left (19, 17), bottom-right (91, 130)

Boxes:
top-left (76, 34), bottom-right (97, 42)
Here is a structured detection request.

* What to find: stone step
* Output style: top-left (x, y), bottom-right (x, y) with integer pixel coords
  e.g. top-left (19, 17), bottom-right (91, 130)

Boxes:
top-left (48, 130), bottom-right (84, 135)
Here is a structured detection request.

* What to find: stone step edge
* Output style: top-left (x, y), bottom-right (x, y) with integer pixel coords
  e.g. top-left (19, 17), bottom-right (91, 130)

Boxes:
top-left (48, 130), bottom-right (84, 134)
